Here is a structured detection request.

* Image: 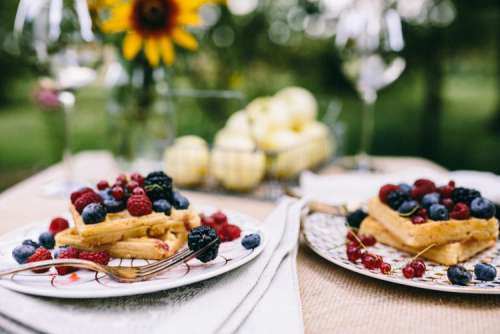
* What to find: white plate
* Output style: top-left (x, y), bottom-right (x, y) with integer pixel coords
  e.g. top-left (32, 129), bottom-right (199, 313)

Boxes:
top-left (303, 212), bottom-right (500, 294)
top-left (0, 207), bottom-right (265, 299)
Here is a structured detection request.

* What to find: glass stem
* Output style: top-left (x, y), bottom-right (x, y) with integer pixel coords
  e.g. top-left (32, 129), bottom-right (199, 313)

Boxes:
top-left (356, 98), bottom-right (375, 170)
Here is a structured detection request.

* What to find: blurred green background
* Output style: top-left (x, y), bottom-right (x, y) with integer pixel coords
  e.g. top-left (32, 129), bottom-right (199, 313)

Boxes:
top-left (0, 0), bottom-right (499, 191)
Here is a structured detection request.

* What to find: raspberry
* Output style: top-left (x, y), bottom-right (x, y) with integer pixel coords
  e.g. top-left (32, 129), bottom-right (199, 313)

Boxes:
top-left (79, 251), bottom-right (110, 265)
top-left (127, 181), bottom-right (139, 192)
top-left (74, 191), bottom-right (102, 213)
top-left (49, 217), bottom-right (69, 235)
top-left (70, 187), bottom-right (93, 204)
top-left (411, 179), bottom-right (437, 200)
top-left (56, 247), bottom-right (79, 275)
top-left (201, 216), bottom-right (217, 229)
top-left (379, 184), bottom-right (399, 204)
top-left (130, 173), bottom-right (145, 186)
top-left (116, 174), bottom-right (128, 186)
top-left (127, 195), bottom-right (152, 217)
top-left (450, 202), bottom-right (470, 220)
top-left (112, 186), bottom-right (125, 200)
top-left (218, 224), bottom-right (241, 242)
top-left (132, 187), bottom-right (145, 196)
top-left (27, 247), bottom-right (52, 273)
top-left (97, 180), bottom-right (109, 190)
top-left (212, 211), bottom-right (228, 224)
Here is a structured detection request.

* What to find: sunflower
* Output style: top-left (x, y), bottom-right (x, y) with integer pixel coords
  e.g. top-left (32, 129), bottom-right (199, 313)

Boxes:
top-left (102, 0), bottom-right (210, 66)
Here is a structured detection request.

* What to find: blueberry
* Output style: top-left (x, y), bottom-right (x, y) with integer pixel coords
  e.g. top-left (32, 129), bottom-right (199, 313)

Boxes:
top-left (103, 198), bottom-right (126, 213)
top-left (346, 209), bottom-right (368, 228)
top-left (22, 239), bottom-right (40, 249)
top-left (12, 245), bottom-right (36, 264)
top-left (82, 203), bottom-right (107, 224)
top-left (421, 192), bottom-right (440, 209)
top-left (398, 183), bottom-right (412, 196)
top-left (447, 265), bottom-right (472, 285)
top-left (99, 188), bottom-right (114, 201)
top-left (470, 197), bottom-right (496, 219)
top-left (474, 263), bottom-right (497, 281)
top-left (153, 199), bottom-right (172, 215)
top-left (398, 200), bottom-right (419, 217)
top-left (386, 190), bottom-right (410, 210)
top-left (38, 232), bottom-right (55, 249)
top-left (172, 191), bottom-right (190, 210)
top-left (429, 204), bottom-right (449, 221)
top-left (241, 234), bottom-right (261, 249)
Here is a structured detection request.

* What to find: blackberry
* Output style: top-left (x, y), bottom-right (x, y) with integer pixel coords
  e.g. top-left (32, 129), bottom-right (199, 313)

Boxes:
top-left (144, 171), bottom-right (173, 201)
top-left (451, 187), bottom-right (481, 205)
top-left (386, 190), bottom-right (410, 210)
top-left (188, 225), bottom-right (220, 263)
top-left (346, 209), bottom-right (367, 228)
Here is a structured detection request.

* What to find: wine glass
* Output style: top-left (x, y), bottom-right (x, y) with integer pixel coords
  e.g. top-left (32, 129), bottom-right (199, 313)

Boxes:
top-left (12, 0), bottom-right (99, 196)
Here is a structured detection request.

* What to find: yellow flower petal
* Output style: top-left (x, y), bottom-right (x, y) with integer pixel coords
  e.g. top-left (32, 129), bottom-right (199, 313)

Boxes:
top-left (177, 12), bottom-right (203, 26)
top-left (145, 38), bottom-right (161, 67)
top-left (122, 32), bottom-right (143, 60)
top-left (178, 0), bottom-right (215, 11)
top-left (172, 28), bottom-right (198, 50)
top-left (160, 37), bottom-right (175, 65)
top-left (101, 4), bottom-right (131, 33)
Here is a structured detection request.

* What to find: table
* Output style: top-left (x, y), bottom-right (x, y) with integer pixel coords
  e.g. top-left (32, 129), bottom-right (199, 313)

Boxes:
top-left (1, 151), bottom-right (499, 334)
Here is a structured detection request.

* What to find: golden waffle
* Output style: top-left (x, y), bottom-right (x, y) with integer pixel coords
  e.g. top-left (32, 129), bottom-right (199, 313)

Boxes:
top-left (368, 197), bottom-right (499, 248)
top-left (55, 226), bottom-right (188, 260)
top-left (70, 205), bottom-right (200, 247)
top-left (360, 216), bottom-right (496, 265)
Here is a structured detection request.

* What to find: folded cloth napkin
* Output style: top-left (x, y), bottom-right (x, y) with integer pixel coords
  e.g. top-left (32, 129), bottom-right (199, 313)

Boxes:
top-left (300, 169), bottom-right (500, 204)
top-left (0, 198), bottom-right (305, 334)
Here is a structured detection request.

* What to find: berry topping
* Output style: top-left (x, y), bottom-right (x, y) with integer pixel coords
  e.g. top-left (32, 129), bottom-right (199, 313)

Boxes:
top-left (474, 263), bottom-right (497, 281)
top-left (56, 247), bottom-right (79, 275)
top-left (152, 199), bottom-right (172, 215)
top-left (411, 215), bottom-right (426, 225)
top-left (188, 225), bottom-right (221, 263)
top-left (103, 198), bottom-right (126, 213)
top-left (212, 211), bottom-right (228, 224)
top-left (172, 191), bottom-right (190, 209)
top-left (398, 200), bottom-right (419, 217)
top-left (144, 171), bottom-right (173, 201)
top-left (116, 174), bottom-right (128, 186)
top-left (450, 203), bottom-right (470, 220)
top-left (70, 187), bottom-right (93, 204)
top-left (451, 187), bottom-right (481, 205)
top-left (241, 234), bottom-right (261, 249)
top-left (130, 172), bottom-right (145, 186)
top-left (346, 245), bottom-right (362, 262)
top-left (361, 253), bottom-right (379, 270)
top-left (97, 180), bottom-right (109, 190)
top-left (27, 247), bottom-right (52, 273)
top-left (12, 245), bottom-right (36, 264)
top-left (379, 184), bottom-right (399, 204)
top-left (49, 217), bottom-right (69, 235)
top-left (386, 190), bottom-right (410, 210)
top-left (38, 232), bottom-right (55, 249)
top-left (413, 179), bottom-right (436, 193)
top-left (470, 197), bottom-right (496, 219)
top-left (410, 259), bottom-right (426, 277)
top-left (346, 230), bottom-right (358, 243)
top-left (380, 262), bottom-right (392, 275)
top-left (111, 186), bottom-right (125, 200)
top-left (127, 181), bottom-right (139, 192)
top-left (74, 191), bottom-right (102, 213)
top-left (361, 234), bottom-right (376, 247)
top-left (441, 198), bottom-right (454, 210)
top-left (398, 183), bottom-right (412, 196)
top-left (127, 194), bottom-right (153, 217)
top-left (82, 203), bottom-right (107, 224)
top-left (402, 265), bottom-right (415, 279)
top-left (22, 239), bottom-right (40, 249)
top-left (132, 187), bottom-right (145, 196)
top-left (421, 192), bottom-right (440, 209)
top-left (79, 251), bottom-right (111, 265)
top-left (428, 204), bottom-right (449, 221)
top-left (447, 265), bottom-right (471, 286)
top-left (219, 224), bottom-right (242, 242)
top-left (438, 182), bottom-right (455, 198)
top-left (346, 209), bottom-right (368, 228)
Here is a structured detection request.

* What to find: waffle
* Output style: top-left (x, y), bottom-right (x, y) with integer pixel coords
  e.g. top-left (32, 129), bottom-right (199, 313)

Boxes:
top-left (70, 205), bottom-right (200, 247)
top-left (359, 216), bottom-right (496, 265)
top-left (368, 197), bottom-right (499, 248)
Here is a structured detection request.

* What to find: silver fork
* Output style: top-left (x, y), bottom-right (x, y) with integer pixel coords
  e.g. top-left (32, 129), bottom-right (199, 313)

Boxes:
top-left (0, 239), bottom-right (217, 283)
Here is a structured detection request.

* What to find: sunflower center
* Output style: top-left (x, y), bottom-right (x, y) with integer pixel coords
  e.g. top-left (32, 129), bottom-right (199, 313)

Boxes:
top-left (132, 0), bottom-right (178, 36)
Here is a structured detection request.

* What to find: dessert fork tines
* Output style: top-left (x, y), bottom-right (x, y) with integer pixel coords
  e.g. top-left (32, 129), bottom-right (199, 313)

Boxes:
top-left (0, 240), bottom-right (217, 283)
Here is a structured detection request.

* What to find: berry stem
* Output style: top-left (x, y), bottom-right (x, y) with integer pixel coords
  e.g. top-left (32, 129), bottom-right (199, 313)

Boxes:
top-left (411, 243), bottom-right (436, 261)
top-left (348, 229), bottom-right (368, 251)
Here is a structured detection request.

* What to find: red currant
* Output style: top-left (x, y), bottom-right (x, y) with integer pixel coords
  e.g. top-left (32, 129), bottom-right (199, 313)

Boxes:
top-left (212, 211), bottom-right (227, 224)
top-left (373, 255), bottom-right (383, 269)
top-left (346, 230), bottom-right (358, 243)
top-left (130, 173), bottom-right (144, 186)
top-left (111, 186), bottom-right (124, 200)
top-left (411, 216), bottom-right (426, 225)
top-left (438, 185), bottom-right (454, 199)
top-left (127, 181), bottom-right (139, 192)
top-left (380, 262), bottom-right (392, 274)
top-left (361, 253), bottom-right (378, 270)
top-left (441, 198), bottom-right (454, 210)
top-left (347, 241), bottom-right (360, 249)
top-left (97, 180), bottom-right (109, 190)
top-left (410, 259), bottom-right (426, 277)
top-left (402, 265), bottom-right (415, 279)
top-left (346, 245), bottom-right (362, 262)
top-left (132, 187), bottom-right (145, 196)
top-left (361, 235), bottom-right (376, 246)
top-left (116, 174), bottom-right (128, 186)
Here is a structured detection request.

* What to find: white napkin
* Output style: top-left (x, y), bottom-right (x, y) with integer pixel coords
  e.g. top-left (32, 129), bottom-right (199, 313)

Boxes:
top-left (300, 169), bottom-right (500, 204)
top-left (0, 198), bottom-right (305, 334)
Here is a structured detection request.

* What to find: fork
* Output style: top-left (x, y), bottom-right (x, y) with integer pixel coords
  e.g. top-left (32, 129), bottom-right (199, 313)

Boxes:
top-left (0, 239), bottom-right (217, 283)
